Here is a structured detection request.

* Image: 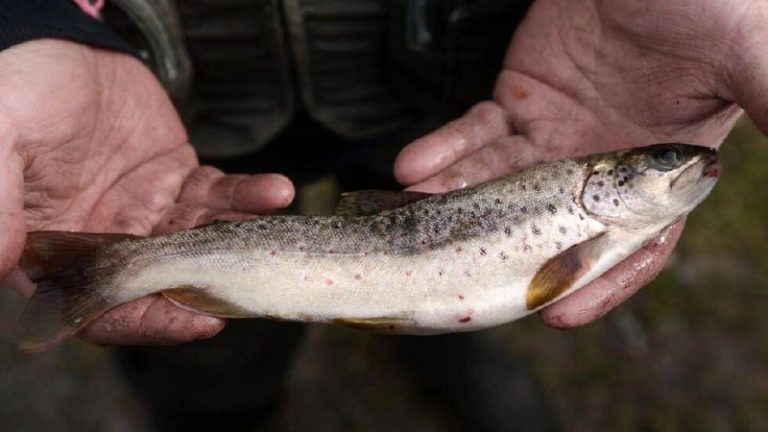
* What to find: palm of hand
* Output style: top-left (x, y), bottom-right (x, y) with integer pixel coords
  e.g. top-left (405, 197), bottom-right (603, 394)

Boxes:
top-left (396, 0), bottom-right (761, 327)
top-left (0, 40), bottom-right (293, 346)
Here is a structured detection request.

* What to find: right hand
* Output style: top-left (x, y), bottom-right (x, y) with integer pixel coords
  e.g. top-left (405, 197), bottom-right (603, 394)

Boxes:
top-left (0, 39), bottom-right (295, 347)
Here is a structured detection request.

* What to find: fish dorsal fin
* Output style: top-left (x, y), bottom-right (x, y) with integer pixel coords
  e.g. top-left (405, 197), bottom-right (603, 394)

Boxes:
top-left (526, 233), bottom-right (607, 310)
top-left (334, 190), bottom-right (433, 216)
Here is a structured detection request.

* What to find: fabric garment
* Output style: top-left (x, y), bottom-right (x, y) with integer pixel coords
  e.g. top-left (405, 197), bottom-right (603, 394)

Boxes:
top-left (0, 0), bottom-right (133, 54)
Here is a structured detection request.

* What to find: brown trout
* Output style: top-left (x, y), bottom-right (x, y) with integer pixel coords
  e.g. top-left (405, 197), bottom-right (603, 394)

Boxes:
top-left (14, 144), bottom-right (719, 352)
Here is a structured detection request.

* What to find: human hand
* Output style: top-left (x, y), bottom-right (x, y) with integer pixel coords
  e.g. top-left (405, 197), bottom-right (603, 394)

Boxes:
top-left (0, 40), bottom-right (294, 347)
top-left (395, 0), bottom-right (765, 327)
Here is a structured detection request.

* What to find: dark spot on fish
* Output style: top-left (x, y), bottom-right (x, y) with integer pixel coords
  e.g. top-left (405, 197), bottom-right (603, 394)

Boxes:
top-left (504, 227), bottom-right (513, 237)
top-left (532, 224), bottom-right (542, 235)
top-left (459, 317), bottom-right (472, 323)
top-left (455, 246), bottom-right (463, 253)
top-left (533, 183), bottom-right (541, 191)
top-left (593, 195), bottom-right (600, 202)
top-left (578, 213), bottom-right (585, 220)
top-left (168, 219), bottom-right (176, 225)
top-left (439, 270), bottom-right (444, 276)
top-left (521, 184), bottom-right (527, 191)
top-left (555, 241), bottom-right (563, 250)
top-left (499, 251), bottom-right (509, 261)
top-left (405, 271), bottom-right (412, 276)
top-left (479, 247), bottom-right (487, 256)
top-left (458, 295), bottom-right (464, 300)
top-left (354, 274), bottom-right (362, 280)
top-left (567, 206), bottom-right (574, 215)
top-left (457, 207), bottom-right (464, 214)
top-left (619, 167), bottom-right (627, 173)
top-left (258, 223), bottom-right (269, 230)
top-left (464, 270), bottom-right (471, 277)
top-left (566, 168), bottom-right (574, 175)
top-left (547, 203), bottom-right (557, 215)
top-left (593, 170), bottom-right (600, 175)
top-left (472, 202), bottom-right (481, 210)
top-left (520, 206), bottom-right (529, 214)
top-left (618, 180), bottom-right (625, 186)
top-left (613, 199), bottom-right (620, 207)
top-left (559, 226), bottom-right (567, 234)
top-left (495, 198), bottom-right (502, 205)
top-left (597, 181), bottom-right (604, 187)
top-left (524, 244), bottom-right (533, 253)
top-left (559, 186), bottom-right (565, 194)
top-left (607, 169), bottom-right (614, 176)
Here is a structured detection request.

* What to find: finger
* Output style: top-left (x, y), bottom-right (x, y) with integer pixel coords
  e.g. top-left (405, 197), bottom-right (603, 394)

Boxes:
top-left (179, 167), bottom-right (294, 212)
top-left (0, 132), bottom-right (26, 281)
top-left (405, 135), bottom-right (542, 193)
top-left (539, 220), bottom-right (685, 329)
top-left (394, 101), bottom-right (513, 186)
top-left (79, 295), bottom-right (225, 346)
top-left (219, 173), bottom-right (294, 213)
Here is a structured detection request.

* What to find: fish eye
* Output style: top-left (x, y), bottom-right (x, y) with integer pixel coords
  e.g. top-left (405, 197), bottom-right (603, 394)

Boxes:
top-left (648, 146), bottom-right (687, 171)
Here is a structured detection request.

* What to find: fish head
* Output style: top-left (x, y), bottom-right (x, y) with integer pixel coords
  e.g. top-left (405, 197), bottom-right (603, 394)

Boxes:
top-left (582, 144), bottom-right (719, 230)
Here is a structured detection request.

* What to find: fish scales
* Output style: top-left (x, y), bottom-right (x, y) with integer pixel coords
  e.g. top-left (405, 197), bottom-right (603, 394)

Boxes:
top-left (13, 144), bottom-right (720, 352)
top-left (112, 159), bottom-right (600, 330)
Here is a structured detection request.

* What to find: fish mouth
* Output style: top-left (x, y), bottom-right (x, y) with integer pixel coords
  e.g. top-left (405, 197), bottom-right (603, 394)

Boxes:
top-left (702, 150), bottom-right (720, 178)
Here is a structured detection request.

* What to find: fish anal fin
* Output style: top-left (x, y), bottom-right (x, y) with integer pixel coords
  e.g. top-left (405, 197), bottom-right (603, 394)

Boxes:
top-left (526, 233), bottom-right (606, 310)
top-left (334, 190), bottom-right (433, 216)
top-left (333, 317), bottom-right (411, 332)
top-left (163, 286), bottom-right (251, 318)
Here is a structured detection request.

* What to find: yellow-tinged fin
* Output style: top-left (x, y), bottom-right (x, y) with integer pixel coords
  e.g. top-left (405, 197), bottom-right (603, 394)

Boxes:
top-left (334, 190), bottom-right (433, 216)
top-left (332, 317), bottom-right (412, 332)
top-left (163, 286), bottom-right (252, 318)
top-left (526, 233), bottom-right (607, 310)
top-left (14, 231), bottom-right (138, 353)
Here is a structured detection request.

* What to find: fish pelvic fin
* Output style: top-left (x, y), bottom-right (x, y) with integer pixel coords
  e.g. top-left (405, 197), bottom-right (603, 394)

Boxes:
top-left (526, 233), bottom-right (607, 310)
top-left (162, 286), bottom-right (252, 318)
top-left (14, 231), bottom-right (138, 353)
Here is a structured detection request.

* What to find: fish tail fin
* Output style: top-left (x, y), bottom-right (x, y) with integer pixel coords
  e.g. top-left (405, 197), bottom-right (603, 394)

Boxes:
top-left (14, 231), bottom-right (137, 353)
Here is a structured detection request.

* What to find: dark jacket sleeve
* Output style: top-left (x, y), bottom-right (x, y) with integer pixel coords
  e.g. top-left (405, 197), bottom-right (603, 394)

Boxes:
top-left (0, 0), bottom-right (135, 54)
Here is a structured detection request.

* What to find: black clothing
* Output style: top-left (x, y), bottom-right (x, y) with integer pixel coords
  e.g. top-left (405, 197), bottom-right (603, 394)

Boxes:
top-left (0, 0), bottom-right (134, 54)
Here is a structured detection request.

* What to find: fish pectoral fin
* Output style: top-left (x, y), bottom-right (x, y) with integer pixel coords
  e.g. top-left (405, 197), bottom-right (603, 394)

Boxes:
top-left (162, 286), bottom-right (251, 318)
top-left (526, 233), bottom-right (607, 310)
top-left (334, 190), bottom-right (434, 216)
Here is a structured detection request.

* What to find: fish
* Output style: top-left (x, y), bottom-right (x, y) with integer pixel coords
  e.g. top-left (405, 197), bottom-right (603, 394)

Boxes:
top-left (13, 143), bottom-right (720, 352)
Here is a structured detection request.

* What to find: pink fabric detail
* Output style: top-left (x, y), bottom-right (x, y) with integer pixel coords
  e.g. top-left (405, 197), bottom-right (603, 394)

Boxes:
top-left (71, 0), bottom-right (105, 19)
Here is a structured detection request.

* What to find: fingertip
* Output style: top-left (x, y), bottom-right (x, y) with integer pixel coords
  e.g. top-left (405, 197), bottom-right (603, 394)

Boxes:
top-left (232, 173), bottom-right (295, 212)
top-left (191, 314), bottom-right (226, 340)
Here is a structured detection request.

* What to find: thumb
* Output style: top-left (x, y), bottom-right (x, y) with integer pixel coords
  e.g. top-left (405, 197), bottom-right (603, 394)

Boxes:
top-left (0, 123), bottom-right (27, 283)
top-left (728, 23), bottom-right (768, 135)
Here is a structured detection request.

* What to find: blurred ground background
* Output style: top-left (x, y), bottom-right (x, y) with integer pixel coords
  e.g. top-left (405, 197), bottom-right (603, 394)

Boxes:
top-left (1, 119), bottom-right (766, 431)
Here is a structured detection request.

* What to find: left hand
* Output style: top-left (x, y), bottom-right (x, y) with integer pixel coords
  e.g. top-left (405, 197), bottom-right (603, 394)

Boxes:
top-left (395, 0), bottom-right (765, 328)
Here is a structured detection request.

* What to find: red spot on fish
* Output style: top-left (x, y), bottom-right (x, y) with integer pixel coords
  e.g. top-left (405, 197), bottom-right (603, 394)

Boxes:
top-left (704, 163), bottom-right (720, 178)
top-left (325, 279), bottom-right (334, 285)
top-left (304, 275), bottom-right (311, 282)
top-left (405, 270), bottom-right (412, 276)
top-left (459, 316), bottom-right (472, 323)
top-left (354, 273), bottom-right (362, 280)
top-left (326, 249), bottom-right (335, 254)
top-left (458, 295), bottom-right (464, 300)
top-left (455, 246), bottom-right (463, 253)
top-left (269, 250), bottom-right (276, 256)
